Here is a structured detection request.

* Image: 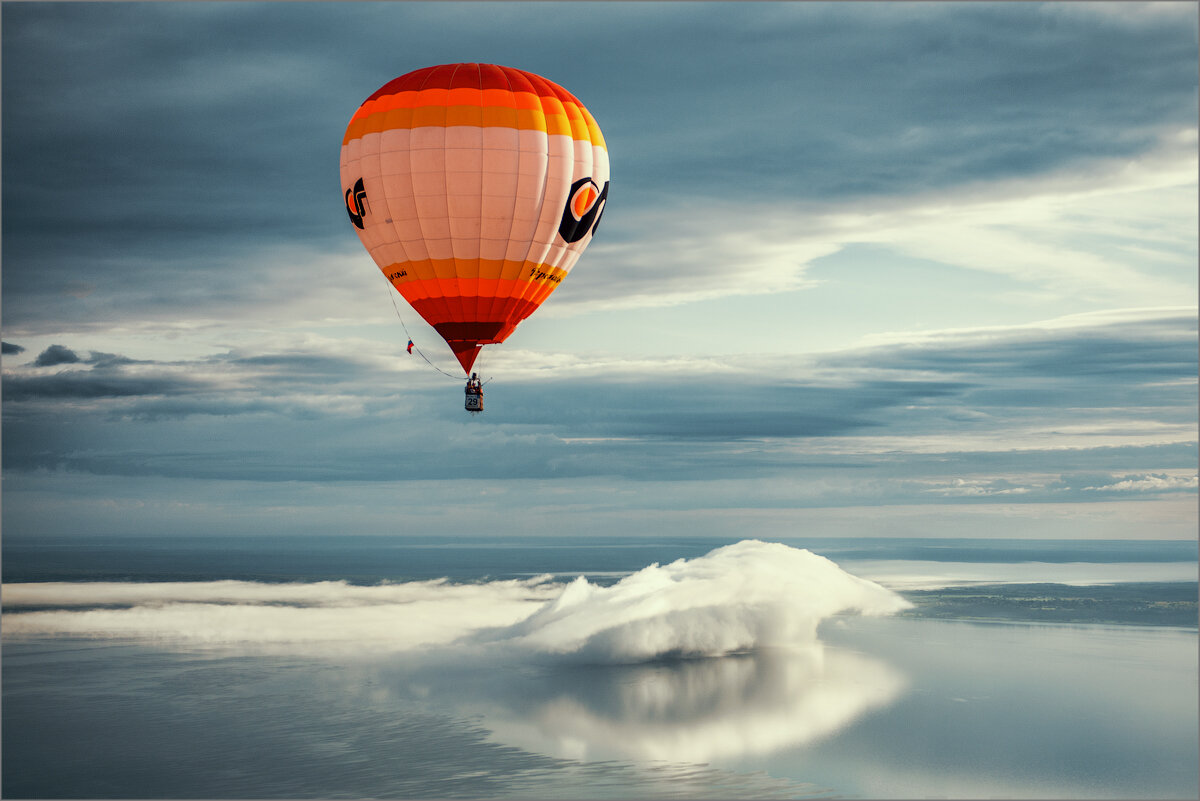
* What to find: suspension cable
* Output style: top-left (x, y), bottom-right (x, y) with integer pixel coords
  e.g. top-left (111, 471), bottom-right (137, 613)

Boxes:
top-left (381, 276), bottom-right (463, 381)
top-left (472, 338), bottom-right (495, 386)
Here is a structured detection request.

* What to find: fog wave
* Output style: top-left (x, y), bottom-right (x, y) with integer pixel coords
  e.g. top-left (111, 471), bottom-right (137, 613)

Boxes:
top-left (3, 540), bottom-right (909, 660)
top-left (485, 540), bottom-right (910, 662)
top-left (3, 578), bottom-right (558, 651)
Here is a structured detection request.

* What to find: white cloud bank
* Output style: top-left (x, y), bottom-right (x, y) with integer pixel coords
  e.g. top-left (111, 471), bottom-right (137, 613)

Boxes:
top-left (3, 540), bottom-right (907, 661)
top-left (484, 540), bottom-right (909, 662)
top-left (842, 559), bottom-right (1199, 590)
top-left (2, 577), bottom-right (554, 652)
top-left (1084, 473), bottom-right (1199, 493)
top-left (4, 541), bottom-right (915, 765)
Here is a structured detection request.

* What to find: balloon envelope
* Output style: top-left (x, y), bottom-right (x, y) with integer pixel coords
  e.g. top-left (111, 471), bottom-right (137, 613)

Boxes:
top-left (340, 63), bottom-right (609, 373)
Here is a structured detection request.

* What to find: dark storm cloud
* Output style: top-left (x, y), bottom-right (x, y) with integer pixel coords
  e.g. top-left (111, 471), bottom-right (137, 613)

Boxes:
top-left (3, 2), bottom-right (1196, 330)
top-left (3, 312), bottom-right (1193, 488)
top-left (834, 315), bottom-right (1199, 384)
top-left (2, 2), bottom-right (362, 328)
top-left (1, 345), bottom-right (364, 411)
top-left (2, 367), bottom-right (197, 403)
top-left (2, 372), bottom-right (191, 403)
top-left (227, 353), bottom-right (364, 383)
top-left (32, 345), bottom-right (81, 367)
top-left (613, 2), bottom-right (1197, 203)
top-left (811, 316), bottom-right (1199, 448)
top-left (3, 342), bottom-right (26, 355)
top-left (86, 352), bottom-right (140, 369)
top-left (485, 377), bottom-right (965, 440)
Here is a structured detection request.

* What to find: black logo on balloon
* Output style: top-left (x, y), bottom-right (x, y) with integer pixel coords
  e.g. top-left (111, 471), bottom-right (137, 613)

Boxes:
top-left (558, 177), bottom-right (608, 244)
top-left (346, 178), bottom-right (369, 229)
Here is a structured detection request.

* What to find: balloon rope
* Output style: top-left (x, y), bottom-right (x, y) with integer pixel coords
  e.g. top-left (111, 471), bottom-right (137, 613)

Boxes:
top-left (474, 342), bottom-right (494, 386)
top-left (381, 277), bottom-right (463, 381)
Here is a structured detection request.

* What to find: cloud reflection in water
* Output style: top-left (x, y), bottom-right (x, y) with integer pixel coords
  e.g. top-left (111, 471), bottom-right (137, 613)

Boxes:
top-left (4, 540), bottom-right (911, 765)
top-left (449, 645), bottom-right (907, 764)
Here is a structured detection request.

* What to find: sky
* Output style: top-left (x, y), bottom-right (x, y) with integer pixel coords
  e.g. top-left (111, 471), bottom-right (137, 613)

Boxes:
top-left (2, 1), bottom-right (1197, 541)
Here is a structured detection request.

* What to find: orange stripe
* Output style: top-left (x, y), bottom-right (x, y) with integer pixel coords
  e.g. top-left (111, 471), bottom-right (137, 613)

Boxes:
top-left (344, 107), bottom-right (580, 144)
top-left (344, 109), bottom-right (573, 143)
top-left (344, 91), bottom-right (602, 146)
top-left (560, 100), bottom-right (583, 122)
top-left (382, 259), bottom-right (567, 292)
top-left (352, 87), bottom-right (543, 122)
top-left (581, 108), bottom-right (606, 148)
top-left (401, 277), bottom-right (556, 301)
top-left (350, 67), bottom-right (605, 142)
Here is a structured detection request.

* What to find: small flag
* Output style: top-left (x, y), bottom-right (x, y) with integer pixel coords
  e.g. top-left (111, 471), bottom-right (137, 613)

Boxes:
top-left (406, 339), bottom-right (414, 354)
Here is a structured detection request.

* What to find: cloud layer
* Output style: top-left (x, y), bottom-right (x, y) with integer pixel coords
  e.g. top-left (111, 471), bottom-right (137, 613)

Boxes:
top-left (3, 540), bottom-right (907, 660)
top-left (2, 2), bottom-right (1195, 330)
top-left (2, 539), bottom-right (921, 770)
top-left (3, 310), bottom-right (1192, 491)
top-left (480, 540), bottom-right (909, 661)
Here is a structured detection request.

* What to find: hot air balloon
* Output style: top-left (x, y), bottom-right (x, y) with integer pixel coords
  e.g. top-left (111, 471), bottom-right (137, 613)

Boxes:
top-left (340, 63), bottom-right (609, 408)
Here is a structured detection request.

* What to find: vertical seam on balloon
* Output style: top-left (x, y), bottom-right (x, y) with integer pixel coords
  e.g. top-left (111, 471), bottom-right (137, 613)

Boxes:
top-left (538, 94), bottom-right (592, 310)
top-left (493, 65), bottom-right (525, 330)
top-left (533, 84), bottom-right (574, 311)
top-left (551, 98), bottom-right (584, 253)
top-left (411, 65), bottom-right (455, 329)
top-left (514, 70), bottom-right (560, 316)
top-left (480, 65), bottom-right (508, 328)
top-left (468, 64), bottom-right (484, 330)
top-left (445, 63), bottom-right (467, 329)
top-left (366, 87), bottom-right (417, 314)
top-left (549, 106), bottom-right (601, 307)
top-left (529, 71), bottom-right (559, 274)
top-left (351, 116), bottom-right (387, 291)
top-left (489, 68), bottom-right (537, 338)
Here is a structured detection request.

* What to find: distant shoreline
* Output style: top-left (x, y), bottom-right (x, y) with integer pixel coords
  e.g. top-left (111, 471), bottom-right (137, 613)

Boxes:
top-left (896, 581), bottom-right (1199, 629)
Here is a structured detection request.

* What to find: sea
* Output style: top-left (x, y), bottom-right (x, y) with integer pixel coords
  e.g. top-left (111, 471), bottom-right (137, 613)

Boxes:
top-left (3, 535), bottom-right (1197, 800)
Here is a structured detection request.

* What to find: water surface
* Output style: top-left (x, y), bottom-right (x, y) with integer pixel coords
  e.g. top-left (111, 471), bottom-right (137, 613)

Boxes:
top-left (4, 536), bottom-right (1196, 798)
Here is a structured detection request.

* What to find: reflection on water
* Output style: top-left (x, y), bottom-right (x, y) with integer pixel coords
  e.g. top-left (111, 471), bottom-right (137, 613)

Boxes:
top-left (5, 617), bottom-right (1196, 799)
top-left (3, 640), bottom-right (838, 800)
top-left (379, 643), bottom-right (906, 764)
top-left (6, 540), bottom-right (1196, 799)
top-left (2, 543), bottom-right (916, 797)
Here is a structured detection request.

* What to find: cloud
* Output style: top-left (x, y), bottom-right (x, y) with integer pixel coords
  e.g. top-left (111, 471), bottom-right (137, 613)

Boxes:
top-left (2, 371), bottom-right (196, 403)
top-left (910, 470), bottom-right (1199, 502)
top-left (832, 307), bottom-right (1198, 387)
top-left (841, 558), bottom-right (1199, 590)
top-left (2, 308), bottom-right (1193, 494)
top-left (2, 540), bottom-right (915, 767)
top-left (1082, 472), bottom-right (1199, 493)
top-left (2, 540), bottom-right (907, 660)
top-left (2, 2), bottom-right (1195, 331)
top-left (33, 344), bottom-right (81, 367)
top-left (478, 540), bottom-right (909, 662)
top-left (552, 208), bottom-right (836, 313)
top-left (2, 342), bottom-right (26, 355)
top-left (576, 1), bottom-right (1199, 204)
top-left (84, 351), bottom-right (140, 369)
top-left (848, 131), bottom-right (1198, 304)
top-left (557, 130), bottom-right (1197, 314)
top-left (921, 478), bottom-right (1034, 498)
top-left (1, 341), bottom-right (387, 412)
top-left (2, 576), bottom-right (560, 651)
